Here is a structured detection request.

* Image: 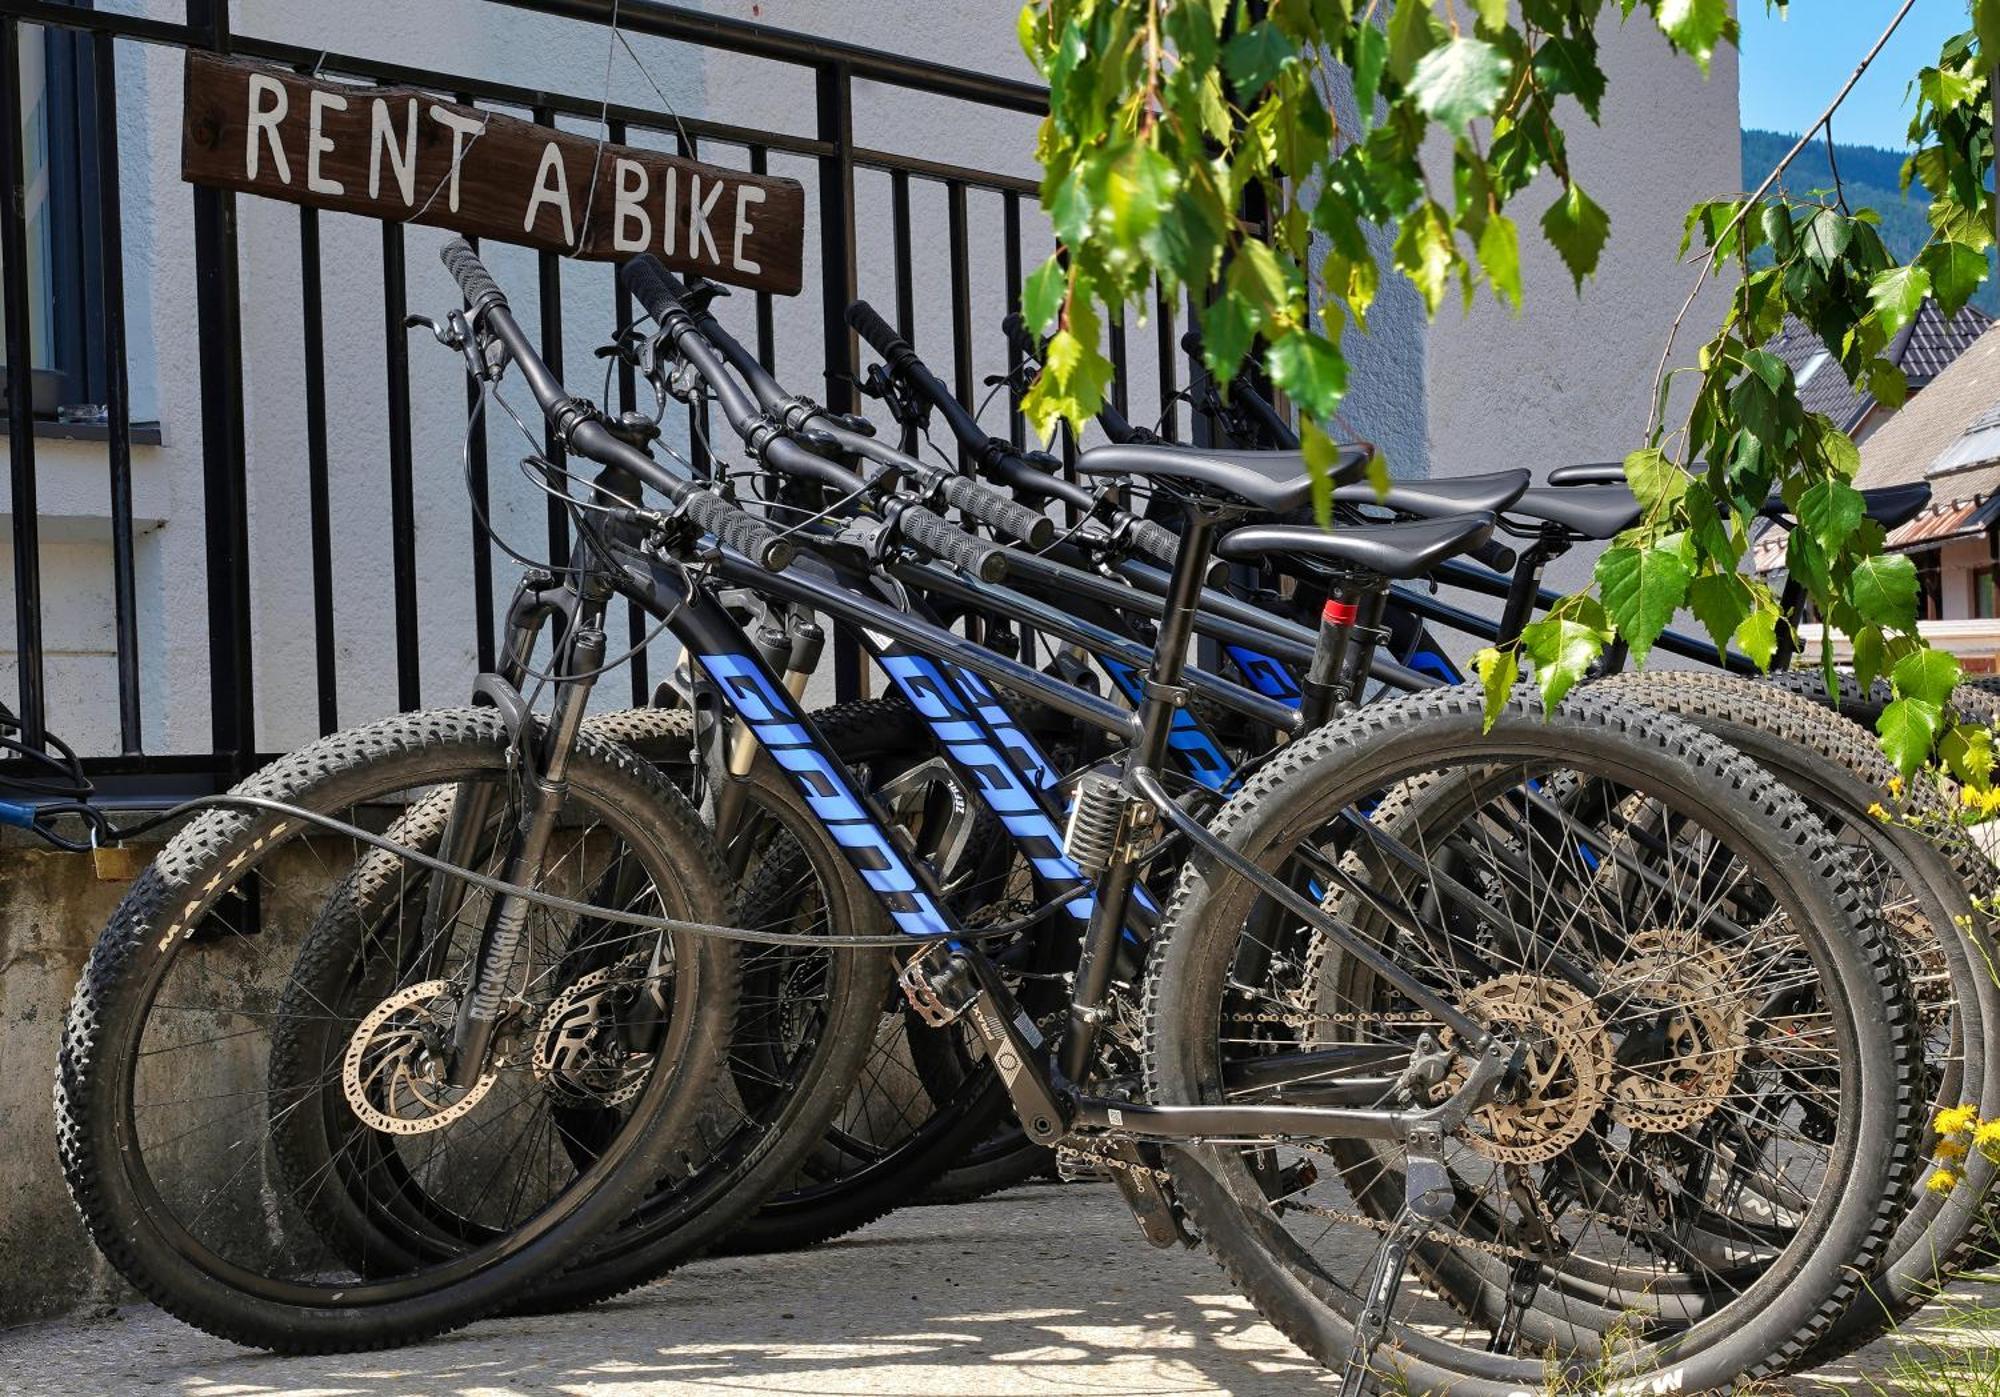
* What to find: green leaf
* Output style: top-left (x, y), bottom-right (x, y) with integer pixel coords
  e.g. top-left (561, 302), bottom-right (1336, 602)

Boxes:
top-left (1596, 544), bottom-right (1691, 665)
top-left (1892, 647), bottom-right (1961, 710)
top-left (1734, 601), bottom-right (1781, 671)
top-left (1852, 623), bottom-right (1886, 693)
top-left (1300, 418), bottom-right (1345, 523)
top-left (1877, 697), bottom-right (1943, 777)
top-left (1199, 290), bottom-right (1258, 386)
top-left (1540, 183), bottom-right (1610, 293)
top-left (1942, 722), bottom-right (1995, 790)
top-left (1977, 0), bottom-right (2000, 62)
top-left (1623, 447), bottom-right (1686, 513)
top-left (1520, 611), bottom-right (1607, 709)
top-left (1687, 572), bottom-right (1752, 660)
top-left (1471, 0), bottom-right (1509, 30)
top-left (1656, 0), bottom-right (1731, 74)
top-left (1473, 646), bottom-right (1518, 733)
top-left (1851, 552), bottom-right (1920, 630)
top-left (1021, 255), bottom-right (1065, 336)
top-left (1393, 201), bottom-right (1457, 315)
top-left (1919, 240), bottom-right (1989, 317)
top-left (1265, 332), bottom-right (1348, 421)
top-left (1351, 22), bottom-right (1389, 119)
top-left (1867, 264), bottom-right (1933, 338)
top-left (1533, 35), bottom-right (1606, 122)
top-left (1409, 37), bottom-right (1511, 131)
top-left (1387, 0), bottom-right (1442, 84)
top-left (1797, 478), bottom-right (1864, 554)
top-left (1477, 212), bottom-right (1522, 311)
top-left (1799, 209), bottom-right (1853, 270)
top-left (1223, 21), bottom-right (1295, 96)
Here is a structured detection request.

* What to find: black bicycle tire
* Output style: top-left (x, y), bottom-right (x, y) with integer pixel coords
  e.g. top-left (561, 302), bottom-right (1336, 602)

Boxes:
top-left (56, 708), bottom-right (739, 1353)
top-left (1143, 685), bottom-right (1925, 1393)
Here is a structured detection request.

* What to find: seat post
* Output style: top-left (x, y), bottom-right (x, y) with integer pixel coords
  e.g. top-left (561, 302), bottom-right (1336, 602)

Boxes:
top-left (1301, 574), bottom-right (1385, 726)
top-left (1129, 506), bottom-right (1221, 771)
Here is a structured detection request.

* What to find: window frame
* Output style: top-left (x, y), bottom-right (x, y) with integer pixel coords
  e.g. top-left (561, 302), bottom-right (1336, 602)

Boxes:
top-left (4, 4), bottom-right (106, 414)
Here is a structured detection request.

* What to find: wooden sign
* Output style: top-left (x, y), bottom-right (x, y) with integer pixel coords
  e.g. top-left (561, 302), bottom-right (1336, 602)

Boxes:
top-left (181, 52), bottom-right (806, 296)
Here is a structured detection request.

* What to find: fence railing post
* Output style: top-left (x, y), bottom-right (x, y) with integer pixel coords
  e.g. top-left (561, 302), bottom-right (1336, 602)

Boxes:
top-left (816, 60), bottom-right (864, 701)
top-left (187, 0), bottom-right (255, 778)
top-left (1, 17), bottom-right (46, 748)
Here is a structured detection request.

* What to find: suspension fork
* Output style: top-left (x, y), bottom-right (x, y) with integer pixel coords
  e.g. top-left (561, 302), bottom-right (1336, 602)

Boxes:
top-left (409, 571), bottom-right (569, 984)
top-left (447, 585), bottom-right (612, 1088)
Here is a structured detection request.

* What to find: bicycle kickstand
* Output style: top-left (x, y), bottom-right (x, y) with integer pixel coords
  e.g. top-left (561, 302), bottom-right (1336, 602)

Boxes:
top-left (1339, 1125), bottom-right (1454, 1394)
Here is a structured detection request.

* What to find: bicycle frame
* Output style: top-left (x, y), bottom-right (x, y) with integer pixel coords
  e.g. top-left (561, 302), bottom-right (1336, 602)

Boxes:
top-left (579, 513), bottom-right (1511, 1147)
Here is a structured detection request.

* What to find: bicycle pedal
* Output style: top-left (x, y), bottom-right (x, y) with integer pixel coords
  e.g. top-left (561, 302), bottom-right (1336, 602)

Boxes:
top-left (897, 952), bottom-right (976, 1028)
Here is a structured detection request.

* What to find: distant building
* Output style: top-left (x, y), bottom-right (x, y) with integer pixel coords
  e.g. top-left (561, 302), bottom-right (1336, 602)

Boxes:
top-left (1766, 300), bottom-right (1992, 445)
top-left (1763, 318), bottom-right (2000, 671)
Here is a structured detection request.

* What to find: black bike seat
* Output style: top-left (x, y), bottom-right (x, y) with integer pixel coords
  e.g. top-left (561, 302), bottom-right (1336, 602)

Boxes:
top-left (1077, 441), bottom-right (1373, 513)
top-left (1213, 513), bottom-right (1496, 581)
top-left (1509, 484), bottom-right (1641, 539)
top-left (1333, 468), bottom-right (1530, 518)
top-left (1545, 462), bottom-right (1626, 487)
top-left (1758, 480), bottom-right (1931, 532)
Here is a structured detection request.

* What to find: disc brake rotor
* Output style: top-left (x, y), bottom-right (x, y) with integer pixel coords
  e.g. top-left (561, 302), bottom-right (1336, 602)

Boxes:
top-left (533, 955), bottom-right (654, 1108)
top-left (1600, 929), bottom-right (1747, 1134)
top-left (1438, 974), bottom-right (1612, 1164)
top-left (342, 979), bottom-right (501, 1136)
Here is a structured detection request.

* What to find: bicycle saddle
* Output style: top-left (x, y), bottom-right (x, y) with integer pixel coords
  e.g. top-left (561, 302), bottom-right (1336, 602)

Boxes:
top-left (1545, 461), bottom-right (1625, 486)
top-left (1213, 513), bottom-right (1495, 581)
top-left (1332, 468), bottom-right (1530, 517)
top-left (1508, 484), bottom-right (1642, 539)
top-left (1077, 440), bottom-right (1373, 513)
top-left (1759, 480), bottom-right (1931, 532)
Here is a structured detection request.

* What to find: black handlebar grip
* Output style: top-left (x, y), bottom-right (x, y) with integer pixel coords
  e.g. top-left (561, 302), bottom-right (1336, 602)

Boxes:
top-left (1471, 536), bottom-right (1519, 573)
top-left (440, 238), bottom-right (508, 318)
top-left (938, 474), bottom-right (1055, 548)
top-left (1001, 311), bottom-right (1039, 364)
top-left (681, 488), bottom-right (794, 572)
top-left (844, 300), bottom-right (920, 375)
top-left (898, 505), bottom-right (1010, 583)
top-left (619, 254), bottom-right (685, 326)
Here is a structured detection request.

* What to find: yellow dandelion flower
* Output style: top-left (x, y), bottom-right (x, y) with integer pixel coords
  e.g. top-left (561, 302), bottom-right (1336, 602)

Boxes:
top-left (1935, 1104), bottom-right (1980, 1137)
top-left (1890, 777), bottom-right (1905, 798)
top-left (1964, 785), bottom-right (1983, 807)
top-left (1977, 1121), bottom-right (2000, 1158)
top-left (1868, 802), bottom-right (1890, 821)
top-left (1983, 788), bottom-right (2000, 815)
top-left (1937, 1137), bottom-right (1969, 1162)
top-left (1928, 1168), bottom-right (1961, 1196)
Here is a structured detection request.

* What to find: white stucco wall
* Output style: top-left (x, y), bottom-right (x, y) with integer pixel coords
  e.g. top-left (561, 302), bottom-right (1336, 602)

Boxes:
top-left (1, 1), bottom-right (1738, 760)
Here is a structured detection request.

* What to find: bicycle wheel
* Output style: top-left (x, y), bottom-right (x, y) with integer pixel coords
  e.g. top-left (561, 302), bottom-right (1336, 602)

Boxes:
top-left (56, 709), bottom-right (738, 1351)
top-left (255, 705), bottom-right (889, 1315)
top-left (1765, 666), bottom-right (2000, 726)
top-left (1592, 670), bottom-right (2000, 1362)
top-left (1143, 685), bottom-right (1924, 1393)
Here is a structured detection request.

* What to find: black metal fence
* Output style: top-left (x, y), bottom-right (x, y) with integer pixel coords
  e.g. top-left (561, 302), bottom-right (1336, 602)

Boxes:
top-left (0, 0), bottom-right (1198, 800)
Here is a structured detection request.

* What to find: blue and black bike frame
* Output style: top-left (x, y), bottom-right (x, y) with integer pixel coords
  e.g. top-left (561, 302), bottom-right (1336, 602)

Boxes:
top-left (598, 520), bottom-right (1514, 1147)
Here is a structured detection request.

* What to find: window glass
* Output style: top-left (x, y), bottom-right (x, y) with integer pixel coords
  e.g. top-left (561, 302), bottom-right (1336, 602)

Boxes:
top-left (2, 30), bottom-right (55, 372)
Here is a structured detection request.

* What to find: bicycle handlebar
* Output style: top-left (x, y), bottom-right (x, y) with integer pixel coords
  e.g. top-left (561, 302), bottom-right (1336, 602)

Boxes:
top-left (441, 239), bottom-right (792, 571)
top-left (618, 257), bottom-right (1011, 581)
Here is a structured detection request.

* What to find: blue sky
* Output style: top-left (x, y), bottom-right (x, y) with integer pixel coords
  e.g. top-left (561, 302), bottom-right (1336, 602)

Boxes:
top-left (1737, 2), bottom-right (1969, 150)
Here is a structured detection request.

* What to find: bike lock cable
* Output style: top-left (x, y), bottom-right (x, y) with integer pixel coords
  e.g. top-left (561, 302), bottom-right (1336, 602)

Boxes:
top-left (0, 790), bottom-right (1078, 947)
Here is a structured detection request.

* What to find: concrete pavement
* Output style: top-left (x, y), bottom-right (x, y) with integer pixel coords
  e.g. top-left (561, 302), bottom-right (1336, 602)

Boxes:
top-left (4, 1184), bottom-right (1996, 1395)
